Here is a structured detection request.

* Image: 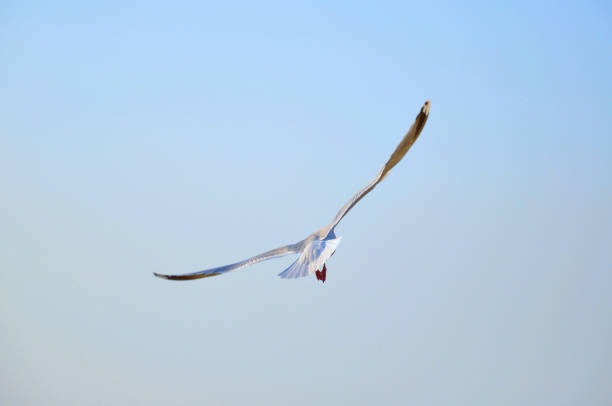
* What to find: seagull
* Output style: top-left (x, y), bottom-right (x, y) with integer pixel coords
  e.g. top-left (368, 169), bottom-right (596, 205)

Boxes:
top-left (154, 101), bottom-right (430, 282)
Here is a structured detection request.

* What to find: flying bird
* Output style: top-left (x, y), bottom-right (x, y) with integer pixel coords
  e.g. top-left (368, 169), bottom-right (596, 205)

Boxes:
top-left (154, 101), bottom-right (430, 282)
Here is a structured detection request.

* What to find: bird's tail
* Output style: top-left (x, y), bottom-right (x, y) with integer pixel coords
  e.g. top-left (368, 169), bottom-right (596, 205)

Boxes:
top-left (278, 238), bottom-right (342, 279)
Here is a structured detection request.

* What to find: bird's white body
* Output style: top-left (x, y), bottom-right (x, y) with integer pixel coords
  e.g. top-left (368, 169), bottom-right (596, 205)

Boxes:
top-left (278, 235), bottom-right (342, 279)
top-left (154, 101), bottom-right (430, 282)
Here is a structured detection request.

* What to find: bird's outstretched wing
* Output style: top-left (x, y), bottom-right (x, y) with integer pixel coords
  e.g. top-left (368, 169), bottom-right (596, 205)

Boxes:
top-left (323, 101), bottom-right (430, 235)
top-left (153, 243), bottom-right (301, 281)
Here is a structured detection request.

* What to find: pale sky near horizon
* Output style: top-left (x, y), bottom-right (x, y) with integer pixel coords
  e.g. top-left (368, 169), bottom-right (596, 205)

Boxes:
top-left (1, 1), bottom-right (611, 405)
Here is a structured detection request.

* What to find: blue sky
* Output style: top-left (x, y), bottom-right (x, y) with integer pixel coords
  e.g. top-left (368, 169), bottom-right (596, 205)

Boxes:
top-left (1, 1), bottom-right (611, 405)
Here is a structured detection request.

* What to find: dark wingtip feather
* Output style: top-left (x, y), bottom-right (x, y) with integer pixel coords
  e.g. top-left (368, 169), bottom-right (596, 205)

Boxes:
top-left (153, 271), bottom-right (221, 281)
top-left (153, 272), bottom-right (170, 279)
top-left (422, 100), bottom-right (431, 115)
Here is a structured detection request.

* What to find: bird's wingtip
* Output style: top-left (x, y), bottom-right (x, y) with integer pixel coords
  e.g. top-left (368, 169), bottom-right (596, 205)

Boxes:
top-left (153, 272), bottom-right (170, 280)
top-left (422, 100), bottom-right (431, 115)
top-left (153, 271), bottom-right (222, 281)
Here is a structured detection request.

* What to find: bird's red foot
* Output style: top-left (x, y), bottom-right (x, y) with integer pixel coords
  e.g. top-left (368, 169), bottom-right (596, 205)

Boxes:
top-left (315, 264), bottom-right (327, 283)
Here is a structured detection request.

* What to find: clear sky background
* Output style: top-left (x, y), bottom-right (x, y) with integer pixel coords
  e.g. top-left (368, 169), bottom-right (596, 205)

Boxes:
top-left (1, 1), bottom-right (610, 405)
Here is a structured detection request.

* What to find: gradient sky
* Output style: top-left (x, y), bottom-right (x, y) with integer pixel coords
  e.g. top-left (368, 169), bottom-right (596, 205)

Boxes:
top-left (1, 1), bottom-right (611, 405)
